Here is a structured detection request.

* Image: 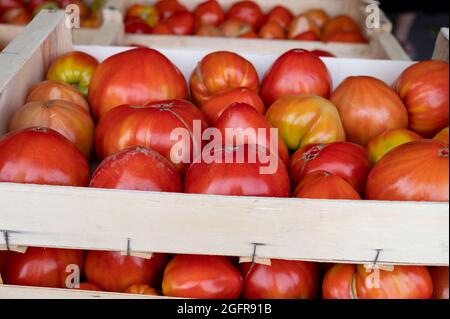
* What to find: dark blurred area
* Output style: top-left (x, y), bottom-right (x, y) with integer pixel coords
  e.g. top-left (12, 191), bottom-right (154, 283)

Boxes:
top-left (379, 0), bottom-right (449, 60)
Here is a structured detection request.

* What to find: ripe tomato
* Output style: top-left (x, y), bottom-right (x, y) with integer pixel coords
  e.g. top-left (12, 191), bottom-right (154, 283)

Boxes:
top-left (227, 0), bottom-right (264, 30)
top-left (311, 49), bottom-right (335, 57)
top-left (26, 80), bottom-right (89, 111)
top-left (47, 51), bottom-right (99, 96)
top-left (3, 247), bottom-right (85, 288)
top-left (366, 140), bottom-right (449, 201)
top-left (125, 4), bottom-right (158, 27)
top-left (394, 60), bottom-right (449, 137)
top-left (189, 51), bottom-right (259, 106)
top-left (9, 100), bottom-right (94, 158)
top-left (304, 9), bottom-right (329, 29)
top-left (0, 127), bottom-right (90, 186)
top-left (94, 99), bottom-right (208, 175)
top-left (201, 87), bottom-right (265, 124)
top-left (193, 0), bottom-right (225, 27)
top-left (125, 284), bottom-right (159, 295)
top-left (0, 6), bottom-right (30, 24)
top-left (434, 126), bottom-right (449, 144)
top-left (195, 24), bottom-right (224, 36)
top-left (323, 31), bottom-right (367, 43)
top-left (322, 15), bottom-right (360, 39)
top-left (162, 254), bottom-right (243, 299)
top-left (293, 170), bottom-right (361, 200)
top-left (240, 259), bottom-right (320, 299)
top-left (429, 267), bottom-right (449, 299)
top-left (265, 95), bottom-right (345, 151)
top-left (261, 49), bottom-right (332, 106)
top-left (290, 142), bottom-right (371, 194)
top-left (125, 18), bottom-right (154, 34)
top-left (75, 282), bottom-right (103, 291)
top-left (90, 146), bottom-right (182, 192)
top-left (293, 31), bottom-right (320, 41)
top-left (84, 251), bottom-right (168, 293)
top-left (88, 48), bottom-right (188, 120)
top-left (287, 15), bottom-right (320, 40)
top-left (258, 21), bottom-right (286, 39)
top-left (220, 18), bottom-right (254, 37)
top-left (0, 0), bottom-right (23, 12)
top-left (185, 144), bottom-right (290, 197)
top-left (266, 5), bottom-right (293, 29)
top-left (330, 76), bottom-right (408, 147)
top-left (154, 0), bottom-right (187, 20)
top-left (165, 11), bottom-right (195, 35)
top-left (152, 22), bottom-right (173, 34)
top-left (366, 128), bottom-right (423, 164)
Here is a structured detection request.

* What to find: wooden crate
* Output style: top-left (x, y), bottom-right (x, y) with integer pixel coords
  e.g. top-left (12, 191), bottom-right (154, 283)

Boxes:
top-left (433, 27), bottom-right (449, 62)
top-left (0, 10), bottom-right (448, 298)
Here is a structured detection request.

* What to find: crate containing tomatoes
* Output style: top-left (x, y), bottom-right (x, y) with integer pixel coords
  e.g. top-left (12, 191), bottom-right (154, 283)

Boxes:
top-left (103, 0), bottom-right (408, 60)
top-left (0, 10), bottom-right (448, 299)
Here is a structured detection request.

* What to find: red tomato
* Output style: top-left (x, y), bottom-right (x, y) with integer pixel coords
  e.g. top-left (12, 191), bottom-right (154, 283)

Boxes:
top-left (240, 259), bottom-right (320, 299)
top-left (311, 49), bottom-right (335, 57)
top-left (0, 127), bottom-right (90, 186)
top-left (154, 0), bottom-right (187, 19)
top-left (220, 18), bottom-right (254, 37)
top-left (0, 0), bottom-right (23, 12)
top-left (27, 0), bottom-right (57, 13)
top-left (84, 251), bottom-right (169, 292)
top-left (88, 48), bottom-right (188, 120)
top-left (293, 170), bottom-right (361, 200)
top-left (125, 4), bottom-right (158, 27)
top-left (75, 282), bottom-right (103, 291)
top-left (322, 15), bottom-right (360, 39)
top-left (201, 87), bottom-right (265, 124)
top-left (434, 126), bottom-right (449, 145)
top-left (266, 5), bottom-right (294, 29)
top-left (290, 142), bottom-right (371, 194)
top-left (165, 11), bottom-right (195, 35)
top-left (185, 144), bottom-right (290, 197)
top-left (330, 76), bottom-right (408, 147)
top-left (304, 9), bottom-right (329, 29)
top-left (287, 15), bottom-right (320, 40)
top-left (258, 21), bottom-right (286, 40)
top-left (260, 49), bottom-right (332, 106)
top-left (0, 251), bottom-right (11, 274)
top-left (322, 264), bottom-right (354, 299)
top-left (227, 0), bottom-right (264, 30)
top-left (152, 22), bottom-right (174, 34)
top-left (195, 24), bottom-right (224, 37)
top-left (94, 99), bottom-right (208, 175)
top-left (323, 31), bottom-right (367, 43)
top-left (125, 284), bottom-right (159, 295)
top-left (0, 6), bottom-right (30, 24)
top-left (125, 18), bottom-right (154, 34)
top-left (293, 31), bottom-right (320, 41)
top-left (193, 0), bottom-right (225, 27)
top-left (162, 254), bottom-right (243, 299)
top-left (394, 60), bottom-right (449, 137)
top-left (3, 247), bottom-right (85, 288)
top-left (90, 146), bottom-right (182, 192)
top-left (189, 51), bottom-right (259, 106)
top-left (366, 140), bottom-right (449, 201)
top-left (429, 267), bottom-right (449, 299)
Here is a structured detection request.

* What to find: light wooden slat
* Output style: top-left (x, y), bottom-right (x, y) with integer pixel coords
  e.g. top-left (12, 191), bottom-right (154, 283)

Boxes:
top-left (432, 28), bottom-right (449, 62)
top-left (370, 32), bottom-right (410, 61)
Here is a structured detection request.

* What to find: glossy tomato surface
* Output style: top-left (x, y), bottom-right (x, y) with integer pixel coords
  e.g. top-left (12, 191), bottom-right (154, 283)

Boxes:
top-left (193, 0), bottom-right (225, 27)
top-left (226, 0), bottom-right (264, 30)
top-left (287, 15), bottom-right (320, 40)
top-left (258, 21), bottom-right (286, 39)
top-left (429, 267), bottom-right (449, 299)
top-left (266, 5), bottom-right (293, 29)
top-left (304, 9), bottom-right (329, 29)
top-left (124, 284), bottom-right (159, 295)
top-left (165, 11), bottom-right (195, 35)
top-left (154, 0), bottom-right (187, 19)
top-left (434, 126), bottom-right (449, 145)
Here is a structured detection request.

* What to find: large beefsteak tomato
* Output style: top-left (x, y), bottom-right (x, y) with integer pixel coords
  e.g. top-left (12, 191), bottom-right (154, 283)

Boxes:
top-left (226, 0), bottom-right (264, 30)
top-left (193, 0), bottom-right (225, 27)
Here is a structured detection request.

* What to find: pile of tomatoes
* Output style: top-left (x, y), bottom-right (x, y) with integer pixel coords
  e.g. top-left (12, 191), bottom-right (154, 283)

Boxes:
top-left (125, 0), bottom-right (367, 44)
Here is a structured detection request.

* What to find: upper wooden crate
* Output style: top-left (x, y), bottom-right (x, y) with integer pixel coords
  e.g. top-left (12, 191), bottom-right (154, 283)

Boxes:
top-left (0, 11), bottom-right (448, 267)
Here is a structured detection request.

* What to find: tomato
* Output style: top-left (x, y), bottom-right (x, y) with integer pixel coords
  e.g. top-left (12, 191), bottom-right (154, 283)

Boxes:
top-left (26, 80), bottom-right (89, 111)
top-left (0, 0), bottom-right (23, 12)
top-left (189, 51), bottom-right (259, 106)
top-left (165, 11), bottom-right (195, 35)
top-left (287, 15), bottom-right (320, 40)
top-left (330, 76), bottom-right (408, 147)
top-left (311, 49), bottom-right (335, 57)
top-left (193, 0), bottom-right (225, 28)
top-left (240, 259), bottom-right (319, 299)
top-left (0, 127), bottom-right (90, 186)
top-left (220, 18), bottom-right (254, 38)
top-left (429, 267), bottom-right (449, 299)
top-left (0, 251), bottom-right (11, 275)
top-left (125, 284), bottom-right (159, 296)
top-left (322, 15), bottom-right (360, 39)
top-left (90, 146), bottom-right (182, 192)
top-left (394, 60), bottom-right (449, 137)
top-left (75, 283), bottom-right (103, 291)
top-left (94, 99), bottom-right (208, 175)
top-left (47, 51), bottom-right (98, 96)
top-left (304, 9), bottom-right (329, 29)
top-left (366, 140), bottom-right (449, 201)
top-left (185, 144), bottom-right (290, 197)
top-left (27, 0), bottom-right (57, 13)
top-left (0, 6), bottom-right (31, 24)
top-left (195, 24), bottom-right (224, 37)
top-left (293, 170), bottom-right (361, 200)
top-left (322, 264), bottom-right (354, 298)
top-left (293, 31), bottom-right (320, 41)
top-left (214, 103), bottom-right (289, 166)
top-left (201, 87), bottom-right (265, 124)
top-left (323, 31), bottom-right (367, 43)
top-left (290, 142), bottom-right (371, 194)
top-left (3, 247), bottom-right (85, 288)
top-left (125, 4), bottom-right (158, 27)
top-left (266, 5), bottom-right (293, 29)
top-left (154, 0), bottom-right (187, 20)
top-left (152, 22), bottom-right (173, 34)
top-left (227, 0), bottom-right (264, 30)
top-left (366, 128), bottom-right (423, 164)
top-left (125, 18), bottom-right (154, 34)
top-left (88, 48), bottom-right (188, 120)
top-left (265, 95), bottom-right (345, 151)
top-left (261, 49), bottom-right (332, 106)
top-left (434, 126), bottom-right (449, 144)
top-left (258, 21), bottom-right (286, 40)
top-left (162, 254), bottom-right (243, 299)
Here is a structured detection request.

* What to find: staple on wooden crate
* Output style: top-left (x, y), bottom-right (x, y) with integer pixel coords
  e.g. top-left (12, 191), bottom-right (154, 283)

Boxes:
top-left (239, 243), bottom-right (271, 266)
top-left (0, 230), bottom-right (28, 253)
top-left (119, 238), bottom-right (153, 259)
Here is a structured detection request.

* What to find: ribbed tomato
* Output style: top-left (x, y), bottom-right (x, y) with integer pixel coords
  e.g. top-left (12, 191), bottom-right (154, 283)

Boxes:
top-left (193, 0), bottom-right (225, 27)
top-left (165, 11), bottom-right (195, 35)
top-left (287, 15), bottom-right (320, 39)
top-left (0, 127), bottom-right (90, 186)
top-left (394, 60), bottom-right (449, 137)
top-left (226, 0), bottom-right (264, 30)
top-left (84, 251), bottom-right (168, 292)
top-left (290, 142), bottom-right (371, 194)
top-left (330, 76), bottom-right (408, 147)
top-left (88, 48), bottom-right (188, 120)
top-left (220, 18), bottom-right (254, 37)
top-left (261, 49), bottom-right (332, 106)
top-left (322, 15), bottom-right (360, 39)
top-left (189, 51), bottom-right (259, 106)
top-left (293, 31), bottom-right (320, 41)
top-left (266, 5), bottom-right (293, 29)
top-left (152, 22), bottom-right (173, 34)
top-left (124, 284), bottom-right (159, 296)
top-left (304, 9), bottom-right (329, 29)
top-left (265, 94), bottom-right (345, 151)
top-left (429, 267), bottom-right (449, 299)
top-left (366, 140), bottom-right (449, 201)
top-left (258, 21), bottom-right (286, 39)
top-left (434, 126), bottom-right (449, 144)
top-left (240, 259), bottom-right (320, 299)
top-left (162, 254), bottom-right (243, 299)
top-left (154, 0), bottom-right (187, 19)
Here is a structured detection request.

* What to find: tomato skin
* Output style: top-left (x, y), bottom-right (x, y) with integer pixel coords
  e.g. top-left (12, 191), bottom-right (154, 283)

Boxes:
top-left (124, 284), bottom-right (159, 295)
top-left (195, 24), bottom-right (223, 37)
top-left (434, 126), bottom-right (449, 145)
top-left (266, 5), bottom-right (293, 29)
top-left (165, 11), bottom-right (195, 35)
top-left (429, 267), bottom-right (449, 299)
top-left (311, 49), bottom-right (335, 57)
top-left (84, 251), bottom-right (168, 293)
top-left (125, 18), bottom-right (154, 34)
top-left (3, 247), bottom-right (85, 288)
top-left (290, 142), bottom-right (371, 194)
top-left (394, 60), bottom-right (449, 137)
top-left (0, 6), bottom-right (31, 24)
top-left (261, 49), bottom-right (332, 106)
top-left (366, 140), bottom-right (449, 201)
top-left (226, 0), bottom-right (264, 30)
top-left (75, 282), bottom-right (103, 291)
top-left (88, 48), bottom-right (188, 120)
top-left (322, 15), bottom-right (360, 39)
top-left (193, 0), bottom-right (225, 27)
top-left (152, 22), bottom-right (173, 34)
top-left (258, 21), bottom-right (285, 39)
top-left (220, 18), bottom-right (254, 38)
top-left (322, 264), bottom-right (355, 299)
top-left (154, 0), bottom-right (188, 20)
top-left (162, 254), bottom-right (243, 299)
top-left (287, 15), bottom-right (320, 40)
top-left (293, 31), bottom-right (320, 41)
top-left (125, 4), bottom-right (158, 27)
top-left (304, 9), bottom-right (329, 29)
top-left (240, 259), bottom-right (320, 299)
top-left (0, 127), bottom-right (90, 186)
top-left (189, 51), bottom-right (259, 106)
top-left (90, 146), bottom-right (182, 192)
top-left (0, 0), bottom-right (23, 12)
top-left (330, 76), bottom-right (408, 147)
